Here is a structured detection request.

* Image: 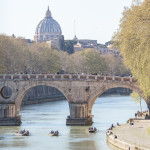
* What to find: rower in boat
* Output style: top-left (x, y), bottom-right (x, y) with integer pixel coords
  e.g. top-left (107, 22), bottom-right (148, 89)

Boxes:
top-left (88, 127), bottom-right (97, 133)
top-left (49, 130), bottom-right (59, 136)
top-left (19, 129), bottom-right (30, 136)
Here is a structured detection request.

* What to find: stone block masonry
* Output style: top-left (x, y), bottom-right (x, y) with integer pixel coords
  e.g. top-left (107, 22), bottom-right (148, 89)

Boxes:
top-left (0, 74), bottom-right (147, 126)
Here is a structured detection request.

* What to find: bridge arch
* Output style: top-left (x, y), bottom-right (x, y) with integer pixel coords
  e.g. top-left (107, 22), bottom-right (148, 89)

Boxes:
top-left (15, 81), bottom-right (70, 116)
top-left (88, 84), bottom-right (143, 116)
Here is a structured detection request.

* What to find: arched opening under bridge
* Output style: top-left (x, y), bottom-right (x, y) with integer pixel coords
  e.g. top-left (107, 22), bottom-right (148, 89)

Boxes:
top-left (88, 87), bottom-right (147, 127)
top-left (15, 84), bottom-right (69, 125)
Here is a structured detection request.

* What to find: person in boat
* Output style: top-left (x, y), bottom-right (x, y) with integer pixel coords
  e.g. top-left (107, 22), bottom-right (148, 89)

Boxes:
top-left (89, 127), bottom-right (93, 131)
top-left (54, 130), bottom-right (59, 134)
top-left (94, 127), bottom-right (97, 131)
top-left (22, 129), bottom-right (25, 133)
top-left (20, 130), bottom-right (23, 134)
top-left (26, 131), bottom-right (29, 135)
top-left (50, 130), bottom-right (54, 134)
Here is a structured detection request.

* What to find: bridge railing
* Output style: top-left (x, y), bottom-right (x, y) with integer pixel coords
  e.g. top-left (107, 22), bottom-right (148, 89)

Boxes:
top-left (0, 74), bottom-right (136, 82)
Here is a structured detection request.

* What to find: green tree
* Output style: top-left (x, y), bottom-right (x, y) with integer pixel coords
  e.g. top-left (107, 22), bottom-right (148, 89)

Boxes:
top-left (59, 35), bottom-right (65, 50)
top-left (102, 54), bottom-right (130, 76)
top-left (113, 0), bottom-right (150, 99)
top-left (29, 42), bottom-right (61, 73)
top-left (0, 35), bottom-right (30, 73)
top-left (70, 52), bottom-right (88, 74)
top-left (105, 41), bottom-right (113, 46)
top-left (64, 40), bottom-right (76, 54)
top-left (81, 48), bottom-right (107, 74)
top-left (0, 35), bottom-right (62, 74)
top-left (130, 91), bottom-right (142, 112)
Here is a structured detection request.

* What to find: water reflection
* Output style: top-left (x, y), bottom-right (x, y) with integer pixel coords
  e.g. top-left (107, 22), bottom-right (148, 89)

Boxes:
top-left (68, 126), bottom-right (98, 150)
top-left (69, 140), bottom-right (97, 150)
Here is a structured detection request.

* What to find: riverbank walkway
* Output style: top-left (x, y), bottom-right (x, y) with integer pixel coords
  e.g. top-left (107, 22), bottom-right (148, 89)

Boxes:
top-left (107, 119), bottom-right (150, 150)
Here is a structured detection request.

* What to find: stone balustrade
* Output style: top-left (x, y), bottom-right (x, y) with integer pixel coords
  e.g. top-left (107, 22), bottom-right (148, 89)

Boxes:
top-left (0, 74), bottom-right (135, 82)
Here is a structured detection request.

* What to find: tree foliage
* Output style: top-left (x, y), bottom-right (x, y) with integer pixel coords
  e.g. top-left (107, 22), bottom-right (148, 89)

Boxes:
top-left (113, 0), bottom-right (150, 98)
top-left (0, 35), bottom-right (130, 76)
top-left (0, 35), bottom-right (61, 74)
top-left (79, 49), bottom-right (107, 74)
top-left (130, 91), bottom-right (142, 103)
top-left (102, 54), bottom-right (130, 76)
top-left (64, 40), bottom-right (76, 54)
top-left (130, 91), bottom-right (142, 112)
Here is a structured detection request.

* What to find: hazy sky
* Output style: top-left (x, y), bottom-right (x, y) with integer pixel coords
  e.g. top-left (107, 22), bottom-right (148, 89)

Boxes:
top-left (0, 0), bottom-right (133, 44)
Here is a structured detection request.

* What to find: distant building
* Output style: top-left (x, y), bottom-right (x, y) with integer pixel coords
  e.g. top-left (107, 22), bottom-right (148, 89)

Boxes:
top-left (73, 36), bottom-right (119, 55)
top-left (78, 39), bottom-right (97, 46)
top-left (73, 36), bottom-right (97, 52)
top-left (73, 42), bottom-right (83, 51)
top-left (25, 39), bottom-right (34, 45)
top-left (34, 7), bottom-right (63, 49)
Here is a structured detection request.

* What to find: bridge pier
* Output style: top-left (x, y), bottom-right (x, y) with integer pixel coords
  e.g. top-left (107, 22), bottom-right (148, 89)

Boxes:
top-left (0, 104), bottom-right (21, 126)
top-left (66, 103), bottom-right (93, 125)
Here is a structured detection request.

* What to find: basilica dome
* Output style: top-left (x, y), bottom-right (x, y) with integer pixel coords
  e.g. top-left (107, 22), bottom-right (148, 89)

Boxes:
top-left (34, 7), bottom-right (62, 42)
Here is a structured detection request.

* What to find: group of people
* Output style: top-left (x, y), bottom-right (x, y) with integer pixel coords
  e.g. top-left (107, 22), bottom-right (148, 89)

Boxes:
top-left (108, 124), bottom-right (114, 130)
top-left (106, 123), bottom-right (119, 139)
top-left (88, 127), bottom-right (97, 132)
top-left (135, 110), bottom-right (149, 118)
top-left (20, 129), bottom-right (30, 135)
top-left (107, 122), bottom-right (121, 132)
top-left (50, 130), bottom-right (59, 135)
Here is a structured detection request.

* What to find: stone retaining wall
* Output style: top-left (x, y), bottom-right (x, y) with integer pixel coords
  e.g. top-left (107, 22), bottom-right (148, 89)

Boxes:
top-left (107, 134), bottom-right (149, 150)
top-left (23, 85), bottom-right (63, 101)
top-left (22, 95), bottom-right (66, 105)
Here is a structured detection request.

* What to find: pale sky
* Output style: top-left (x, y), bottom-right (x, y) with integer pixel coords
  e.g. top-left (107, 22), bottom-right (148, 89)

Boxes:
top-left (0, 0), bottom-right (133, 44)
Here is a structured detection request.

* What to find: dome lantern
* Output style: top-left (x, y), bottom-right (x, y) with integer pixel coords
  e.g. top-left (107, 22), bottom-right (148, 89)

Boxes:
top-left (45, 6), bottom-right (51, 18)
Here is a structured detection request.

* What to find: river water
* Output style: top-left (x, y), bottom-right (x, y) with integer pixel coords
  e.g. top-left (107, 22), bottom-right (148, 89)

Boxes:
top-left (0, 95), bottom-right (147, 150)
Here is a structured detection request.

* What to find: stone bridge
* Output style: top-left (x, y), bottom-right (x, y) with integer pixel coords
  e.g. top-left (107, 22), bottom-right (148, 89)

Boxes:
top-left (0, 74), bottom-right (148, 126)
